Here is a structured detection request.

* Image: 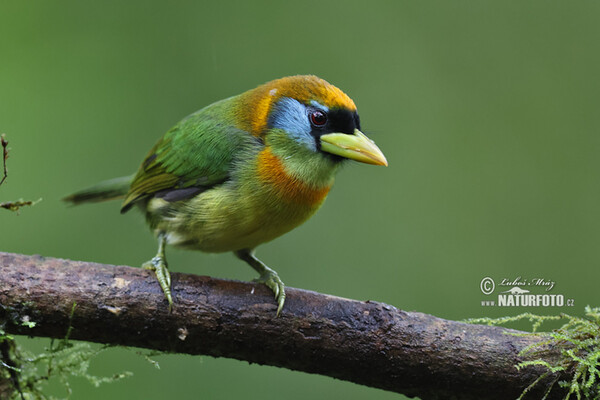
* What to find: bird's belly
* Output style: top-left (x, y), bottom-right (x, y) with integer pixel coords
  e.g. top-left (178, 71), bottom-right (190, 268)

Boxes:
top-left (148, 184), bottom-right (324, 253)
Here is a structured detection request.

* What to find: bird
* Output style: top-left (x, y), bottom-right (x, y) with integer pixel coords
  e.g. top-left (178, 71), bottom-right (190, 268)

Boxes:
top-left (64, 75), bottom-right (387, 315)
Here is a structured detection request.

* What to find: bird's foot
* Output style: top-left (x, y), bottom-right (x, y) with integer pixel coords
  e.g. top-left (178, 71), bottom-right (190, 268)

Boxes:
top-left (142, 256), bottom-right (173, 312)
top-left (253, 268), bottom-right (286, 317)
top-left (235, 249), bottom-right (286, 316)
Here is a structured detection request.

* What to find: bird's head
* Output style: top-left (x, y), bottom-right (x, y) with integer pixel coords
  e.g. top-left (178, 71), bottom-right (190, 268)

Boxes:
top-left (236, 75), bottom-right (388, 167)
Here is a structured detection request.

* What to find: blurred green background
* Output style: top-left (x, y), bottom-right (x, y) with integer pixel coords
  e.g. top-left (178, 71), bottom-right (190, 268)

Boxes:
top-left (1, 1), bottom-right (599, 399)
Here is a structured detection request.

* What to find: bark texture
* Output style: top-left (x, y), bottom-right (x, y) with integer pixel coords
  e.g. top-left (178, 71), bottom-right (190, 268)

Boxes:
top-left (0, 252), bottom-right (568, 399)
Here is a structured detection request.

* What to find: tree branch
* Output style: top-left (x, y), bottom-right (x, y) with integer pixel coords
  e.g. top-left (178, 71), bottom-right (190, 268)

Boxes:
top-left (0, 252), bottom-right (568, 399)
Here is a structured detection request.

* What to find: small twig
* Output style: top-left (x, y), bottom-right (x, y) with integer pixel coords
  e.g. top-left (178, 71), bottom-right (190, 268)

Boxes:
top-left (0, 199), bottom-right (41, 212)
top-left (0, 134), bottom-right (40, 212)
top-left (1, 134), bottom-right (8, 187)
top-left (0, 333), bottom-right (23, 399)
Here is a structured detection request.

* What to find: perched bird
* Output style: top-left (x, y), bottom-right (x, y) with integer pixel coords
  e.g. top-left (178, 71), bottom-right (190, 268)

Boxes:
top-left (64, 75), bottom-right (387, 315)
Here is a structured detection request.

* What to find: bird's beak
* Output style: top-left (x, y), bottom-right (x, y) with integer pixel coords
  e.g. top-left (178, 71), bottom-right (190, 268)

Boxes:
top-left (320, 129), bottom-right (388, 166)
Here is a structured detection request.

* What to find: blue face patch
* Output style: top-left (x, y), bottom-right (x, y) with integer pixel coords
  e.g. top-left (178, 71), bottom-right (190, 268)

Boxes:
top-left (310, 100), bottom-right (328, 113)
top-left (268, 97), bottom-right (316, 151)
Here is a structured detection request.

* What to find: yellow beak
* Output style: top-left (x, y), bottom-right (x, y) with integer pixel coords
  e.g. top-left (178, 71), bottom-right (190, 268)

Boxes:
top-left (320, 129), bottom-right (388, 166)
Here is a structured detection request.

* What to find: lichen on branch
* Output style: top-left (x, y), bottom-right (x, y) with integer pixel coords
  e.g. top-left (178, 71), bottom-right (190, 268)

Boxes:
top-left (467, 308), bottom-right (600, 399)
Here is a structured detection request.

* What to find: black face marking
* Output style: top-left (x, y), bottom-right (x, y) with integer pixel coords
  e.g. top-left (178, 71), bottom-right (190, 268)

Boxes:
top-left (354, 113), bottom-right (361, 131)
top-left (307, 107), bottom-right (361, 162)
top-left (308, 107), bottom-right (359, 137)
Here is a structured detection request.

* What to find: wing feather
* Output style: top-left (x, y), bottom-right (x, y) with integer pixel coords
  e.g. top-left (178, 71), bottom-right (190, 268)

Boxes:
top-left (121, 101), bottom-right (254, 212)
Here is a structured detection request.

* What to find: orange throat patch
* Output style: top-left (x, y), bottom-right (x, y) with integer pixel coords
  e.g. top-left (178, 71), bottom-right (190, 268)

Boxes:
top-left (257, 148), bottom-right (331, 207)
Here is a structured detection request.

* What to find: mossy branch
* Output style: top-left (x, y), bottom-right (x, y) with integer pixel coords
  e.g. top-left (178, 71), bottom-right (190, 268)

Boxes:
top-left (0, 251), bottom-right (589, 399)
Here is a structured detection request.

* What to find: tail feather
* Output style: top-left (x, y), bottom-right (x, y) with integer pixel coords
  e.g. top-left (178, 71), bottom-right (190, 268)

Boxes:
top-left (63, 175), bottom-right (133, 205)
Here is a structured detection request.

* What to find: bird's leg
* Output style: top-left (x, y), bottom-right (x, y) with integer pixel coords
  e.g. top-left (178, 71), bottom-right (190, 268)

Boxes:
top-left (142, 232), bottom-right (173, 311)
top-left (235, 249), bottom-right (286, 316)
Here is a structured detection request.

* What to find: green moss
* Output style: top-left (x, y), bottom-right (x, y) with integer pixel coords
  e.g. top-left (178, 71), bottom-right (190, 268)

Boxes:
top-left (467, 306), bottom-right (600, 399)
top-left (1, 303), bottom-right (133, 399)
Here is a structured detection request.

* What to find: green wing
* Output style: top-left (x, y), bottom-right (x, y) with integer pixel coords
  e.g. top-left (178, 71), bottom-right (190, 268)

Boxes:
top-left (121, 102), bottom-right (252, 212)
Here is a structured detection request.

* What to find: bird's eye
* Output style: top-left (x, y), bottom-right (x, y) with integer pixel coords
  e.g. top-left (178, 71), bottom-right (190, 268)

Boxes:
top-left (309, 110), bottom-right (327, 126)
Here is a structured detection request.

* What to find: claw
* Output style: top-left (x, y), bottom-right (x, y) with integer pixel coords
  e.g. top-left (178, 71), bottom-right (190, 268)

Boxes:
top-left (237, 249), bottom-right (286, 316)
top-left (254, 271), bottom-right (286, 316)
top-left (143, 256), bottom-right (173, 311)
